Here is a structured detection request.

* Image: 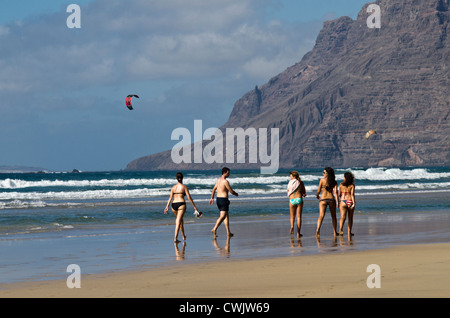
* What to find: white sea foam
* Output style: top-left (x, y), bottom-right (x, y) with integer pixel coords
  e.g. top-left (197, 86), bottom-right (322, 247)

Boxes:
top-left (344, 168), bottom-right (450, 181)
top-left (0, 188), bottom-right (171, 201)
top-left (0, 181), bottom-right (448, 207)
top-left (0, 177), bottom-right (177, 189)
top-left (1, 168), bottom-right (449, 190)
top-left (1, 168), bottom-right (448, 209)
top-left (0, 176), bottom-right (301, 189)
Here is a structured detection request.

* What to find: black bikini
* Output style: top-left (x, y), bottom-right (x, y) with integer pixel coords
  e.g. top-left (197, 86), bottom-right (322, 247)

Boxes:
top-left (172, 192), bottom-right (186, 210)
top-left (320, 184), bottom-right (336, 206)
top-left (320, 198), bottom-right (335, 206)
top-left (171, 202), bottom-right (186, 210)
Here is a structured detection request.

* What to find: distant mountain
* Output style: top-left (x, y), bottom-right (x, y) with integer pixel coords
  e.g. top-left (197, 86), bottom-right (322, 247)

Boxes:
top-left (126, 0), bottom-right (450, 172)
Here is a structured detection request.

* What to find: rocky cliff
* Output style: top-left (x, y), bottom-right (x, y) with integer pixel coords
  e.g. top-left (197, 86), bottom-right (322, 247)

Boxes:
top-left (126, 0), bottom-right (450, 172)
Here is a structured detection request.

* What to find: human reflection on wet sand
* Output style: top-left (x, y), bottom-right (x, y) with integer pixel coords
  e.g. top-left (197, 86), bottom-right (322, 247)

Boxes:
top-left (315, 234), bottom-right (354, 250)
top-left (290, 237), bottom-right (303, 248)
top-left (212, 236), bottom-right (231, 258)
top-left (174, 241), bottom-right (186, 261)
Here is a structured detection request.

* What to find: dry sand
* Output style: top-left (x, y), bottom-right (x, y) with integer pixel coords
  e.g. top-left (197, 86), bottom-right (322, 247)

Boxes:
top-left (1, 242), bottom-right (449, 298)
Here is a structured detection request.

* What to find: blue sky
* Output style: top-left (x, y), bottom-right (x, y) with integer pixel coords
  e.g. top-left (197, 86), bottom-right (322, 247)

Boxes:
top-left (0, 0), bottom-right (368, 171)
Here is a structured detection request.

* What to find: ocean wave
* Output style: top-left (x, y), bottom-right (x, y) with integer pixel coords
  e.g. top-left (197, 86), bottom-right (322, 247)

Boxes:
top-left (345, 168), bottom-right (450, 181)
top-left (0, 188), bottom-right (171, 201)
top-left (2, 168), bottom-right (448, 190)
top-left (0, 168), bottom-right (450, 189)
top-left (0, 200), bottom-right (47, 209)
top-left (1, 188), bottom-right (449, 210)
top-left (0, 177), bottom-right (177, 189)
top-left (1, 181), bottom-right (448, 209)
top-left (0, 175), bottom-right (304, 189)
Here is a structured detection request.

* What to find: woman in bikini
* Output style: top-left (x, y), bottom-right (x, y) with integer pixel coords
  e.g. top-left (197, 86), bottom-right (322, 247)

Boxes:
top-left (315, 167), bottom-right (339, 237)
top-left (338, 172), bottom-right (356, 237)
top-left (164, 172), bottom-right (201, 243)
top-left (287, 171), bottom-right (307, 238)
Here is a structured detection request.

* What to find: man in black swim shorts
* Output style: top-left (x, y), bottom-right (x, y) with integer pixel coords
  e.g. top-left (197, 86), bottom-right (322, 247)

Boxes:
top-left (216, 197), bottom-right (230, 212)
top-left (209, 167), bottom-right (238, 237)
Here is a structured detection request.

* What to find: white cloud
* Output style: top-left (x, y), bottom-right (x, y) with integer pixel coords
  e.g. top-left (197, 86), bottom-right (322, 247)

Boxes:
top-left (0, 25), bottom-right (9, 35)
top-left (0, 0), bottom-right (324, 170)
top-left (0, 0), bottom-right (321, 94)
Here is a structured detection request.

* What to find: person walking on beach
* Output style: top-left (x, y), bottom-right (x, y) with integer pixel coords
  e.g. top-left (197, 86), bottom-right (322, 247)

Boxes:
top-left (287, 171), bottom-right (307, 238)
top-left (315, 167), bottom-right (339, 237)
top-left (338, 172), bottom-right (356, 237)
top-left (164, 172), bottom-right (202, 243)
top-left (209, 167), bottom-right (238, 238)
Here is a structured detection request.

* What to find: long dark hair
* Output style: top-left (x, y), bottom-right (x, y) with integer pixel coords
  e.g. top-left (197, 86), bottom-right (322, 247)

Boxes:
top-left (176, 172), bottom-right (183, 183)
top-left (324, 167), bottom-right (337, 187)
top-left (342, 172), bottom-right (355, 187)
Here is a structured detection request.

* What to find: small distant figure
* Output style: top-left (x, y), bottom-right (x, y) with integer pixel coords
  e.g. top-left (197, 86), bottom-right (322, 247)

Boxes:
top-left (365, 130), bottom-right (377, 140)
top-left (209, 167), bottom-right (238, 238)
top-left (315, 167), bottom-right (339, 237)
top-left (287, 171), bottom-right (307, 238)
top-left (164, 172), bottom-right (201, 243)
top-left (339, 172), bottom-right (356, 237)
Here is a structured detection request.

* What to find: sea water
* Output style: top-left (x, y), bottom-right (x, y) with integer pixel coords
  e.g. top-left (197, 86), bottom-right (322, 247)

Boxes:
top-left (0, 167), bottom-right (449, 284)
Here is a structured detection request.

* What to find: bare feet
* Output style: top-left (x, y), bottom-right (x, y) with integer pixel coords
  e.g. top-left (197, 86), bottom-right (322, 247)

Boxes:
top-left (211, 229), bottom-right (234, 238)
top-left (297, 233), bottom-right (303, 238)
top-left (290, 227), bottom-right (294, 235)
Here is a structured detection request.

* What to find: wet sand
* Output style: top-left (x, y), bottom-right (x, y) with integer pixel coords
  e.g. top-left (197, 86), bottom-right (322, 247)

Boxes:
top-left (1, 209), bottom-right (449, 286)
top-left (0, 208), bottom-right (449, 298)
top-left (0, 242), bottom-right (449, 298)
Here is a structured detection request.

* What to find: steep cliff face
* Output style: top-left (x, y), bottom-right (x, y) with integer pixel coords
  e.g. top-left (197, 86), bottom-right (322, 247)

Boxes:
top-left (126, 0), bottom-right (449, 171)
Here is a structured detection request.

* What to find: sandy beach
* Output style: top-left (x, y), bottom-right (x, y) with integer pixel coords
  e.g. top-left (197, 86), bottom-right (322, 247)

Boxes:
top-left (1, 242), bottom-right (449, 298)
top-left (1, 169), bottom-right (449, 301)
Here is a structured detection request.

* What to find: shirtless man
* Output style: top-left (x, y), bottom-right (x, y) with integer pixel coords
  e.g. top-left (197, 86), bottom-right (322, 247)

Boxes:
top-left (209, 167), bottom-right (238, 237)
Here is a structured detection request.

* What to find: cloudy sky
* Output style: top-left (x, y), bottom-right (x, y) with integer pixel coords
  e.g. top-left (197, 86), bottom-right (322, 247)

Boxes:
top-left (0, 0), bottom-right (368, 171)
